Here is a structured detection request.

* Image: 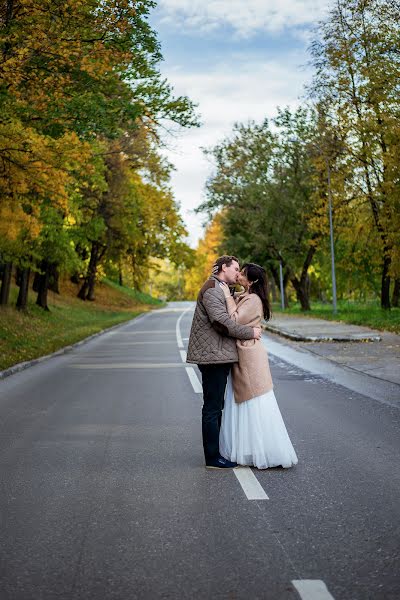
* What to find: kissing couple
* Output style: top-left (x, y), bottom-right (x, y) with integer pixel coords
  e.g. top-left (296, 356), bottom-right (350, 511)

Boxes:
top-left (187, 255), bottom-right (298, 470)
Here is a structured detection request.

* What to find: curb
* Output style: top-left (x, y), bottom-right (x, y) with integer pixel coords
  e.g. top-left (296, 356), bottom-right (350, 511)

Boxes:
top-left (262, 323), bottom-right (382, 343)
top-left (0, 312), bottom-right (149, 381)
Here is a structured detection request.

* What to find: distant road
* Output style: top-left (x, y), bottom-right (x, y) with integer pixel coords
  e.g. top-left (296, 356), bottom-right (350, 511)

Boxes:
top-left (0, 302), bottom-right (399, 599)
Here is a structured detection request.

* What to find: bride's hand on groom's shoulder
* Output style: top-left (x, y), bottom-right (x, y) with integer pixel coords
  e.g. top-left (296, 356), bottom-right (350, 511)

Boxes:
top-left (219, 282), bottom-right (231, 298)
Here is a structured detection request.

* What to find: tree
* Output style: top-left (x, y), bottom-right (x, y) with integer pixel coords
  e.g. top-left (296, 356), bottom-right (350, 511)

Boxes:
top-left (310, 0), bottom-right (400, 308)
top-left (200, 109), bottom-right (322, 310)
top-left (0, 0), bottom-right (198, 308)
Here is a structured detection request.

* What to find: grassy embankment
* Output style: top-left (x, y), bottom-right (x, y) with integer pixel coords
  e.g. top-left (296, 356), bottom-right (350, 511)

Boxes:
top-left (0, 278), bottom-right (164, 371)
top-left (272, 300), bottom-right (400, 333)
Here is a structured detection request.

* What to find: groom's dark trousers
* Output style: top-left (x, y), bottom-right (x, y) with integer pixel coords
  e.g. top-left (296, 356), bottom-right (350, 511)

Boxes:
top-left (198, 363), bottom-right (231, 462)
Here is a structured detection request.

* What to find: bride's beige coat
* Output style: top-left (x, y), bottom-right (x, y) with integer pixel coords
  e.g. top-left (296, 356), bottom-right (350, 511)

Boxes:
top-left (225, 292), bottom-right (273, 403)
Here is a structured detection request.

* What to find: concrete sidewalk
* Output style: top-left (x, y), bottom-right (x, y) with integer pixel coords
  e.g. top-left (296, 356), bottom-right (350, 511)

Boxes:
top-left (263, 314), bottom-right (400, 388)
top-left (265, 315), bottom-right (382, 342)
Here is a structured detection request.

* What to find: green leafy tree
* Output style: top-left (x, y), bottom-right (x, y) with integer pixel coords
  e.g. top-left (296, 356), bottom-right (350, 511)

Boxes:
top-left (200, 108), bottom-right (321, 310)
top-left (310, 0), bottom-right (400, 308)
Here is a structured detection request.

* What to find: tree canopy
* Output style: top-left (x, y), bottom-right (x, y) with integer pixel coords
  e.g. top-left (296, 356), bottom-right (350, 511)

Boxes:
top-left (0, 0), bottom-right (198, 309)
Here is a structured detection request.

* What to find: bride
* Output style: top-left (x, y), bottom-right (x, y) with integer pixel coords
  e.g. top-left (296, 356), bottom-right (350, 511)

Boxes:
top-left (219, 263), bottom-right (298, 469)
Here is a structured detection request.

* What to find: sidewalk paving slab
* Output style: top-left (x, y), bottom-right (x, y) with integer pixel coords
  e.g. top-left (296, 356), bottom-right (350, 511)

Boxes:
top-left (264, 315), bottom-right (382, 342)
top-left (262, 314), bottom-right (400, 388)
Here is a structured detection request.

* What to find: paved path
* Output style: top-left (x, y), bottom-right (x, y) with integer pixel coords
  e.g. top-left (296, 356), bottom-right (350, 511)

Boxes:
top-left (265, 315), bottom-right (382, 342)
top-left (0, 303), bottom-right (399, 599)
top-left (264, 313), bottom-right (400, 386)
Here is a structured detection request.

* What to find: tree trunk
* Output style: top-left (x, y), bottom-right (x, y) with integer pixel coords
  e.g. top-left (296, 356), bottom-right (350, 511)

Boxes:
top-left (119, 267), bottom-right (123, 287)
top-left (77, 278), bottom-right (89, 300)
top-left (392, 278), bottom-right (400, 308)
top-left (291, 276), bottom-right (311, 311)
top-left (86, 260), bottom-right (98, 301)
top-left (0, 262), bottom-right (13, 306)
top-left (35, 260), bottom-right (50, 311)
top-left (48, 264), bottom-right (60, 294)
top-left (381, 254), bottom-right (391, 309)
top-left (32, 271), bottom-right (40, 292)
top-left (16, 267), bottom-right (30, 310)
top-left (290, 244), bottom-right (316, 311)
top-left (78, 242), bottom-right (106, 301)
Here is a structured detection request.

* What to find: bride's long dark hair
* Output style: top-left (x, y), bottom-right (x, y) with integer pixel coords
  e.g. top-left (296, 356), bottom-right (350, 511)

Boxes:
top-left (242, 263), bottom-right (272, 321)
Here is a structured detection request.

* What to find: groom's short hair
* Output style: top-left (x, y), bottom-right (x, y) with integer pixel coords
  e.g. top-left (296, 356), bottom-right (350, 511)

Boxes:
top-left (212, 255), bottom-right (239, 274)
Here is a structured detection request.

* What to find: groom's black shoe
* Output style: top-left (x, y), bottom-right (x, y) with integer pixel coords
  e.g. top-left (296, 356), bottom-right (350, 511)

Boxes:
top-left (205, 456), bottom-right (238, 469)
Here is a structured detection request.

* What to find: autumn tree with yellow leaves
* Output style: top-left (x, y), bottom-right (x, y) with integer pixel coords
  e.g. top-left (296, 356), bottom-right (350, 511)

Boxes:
top-left (0, 0), bottom-right (198, 309)
top-left (184, 213), bottom-right (225, 299)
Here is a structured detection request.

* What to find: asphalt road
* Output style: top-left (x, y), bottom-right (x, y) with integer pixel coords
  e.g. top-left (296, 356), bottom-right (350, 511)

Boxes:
top-left (0, 303), bottom-right (399, 600)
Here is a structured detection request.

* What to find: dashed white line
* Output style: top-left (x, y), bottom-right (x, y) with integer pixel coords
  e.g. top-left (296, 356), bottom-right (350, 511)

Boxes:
top-left (234, 467), bottom-right (269, 500)
top-left (176, 308), bottom-right (202, 394)
top-left (176, 310), bottom-right (336, 595)
top-left (176, 311), bottom-right (187, 349)
top-left (292, 580), bottom-right (335, 600)
top-left (185, 367), bottom-right (203, 393)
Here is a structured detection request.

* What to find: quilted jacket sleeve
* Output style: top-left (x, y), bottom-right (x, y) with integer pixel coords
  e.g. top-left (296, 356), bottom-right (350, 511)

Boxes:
top-left (202, 288), bottom-right (254, 340)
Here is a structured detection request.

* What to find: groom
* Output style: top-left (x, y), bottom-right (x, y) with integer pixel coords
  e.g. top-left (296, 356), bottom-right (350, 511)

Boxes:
top-left (186, 255), bottom-right (261, 469)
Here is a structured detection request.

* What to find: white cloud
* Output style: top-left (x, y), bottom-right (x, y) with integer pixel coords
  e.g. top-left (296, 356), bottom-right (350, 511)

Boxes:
top-left (157, 0), bottom-right (330, 37)
top-left (161, 54), bottom-right (312, 246)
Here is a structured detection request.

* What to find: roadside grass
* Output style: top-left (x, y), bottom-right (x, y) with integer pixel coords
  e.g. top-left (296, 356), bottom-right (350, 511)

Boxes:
top-left (272, 300), bottom-right (400, 333)
top-left (0, 279), bottom-right (164, 371)
top-left (102, 278), bottom-right (162, 305)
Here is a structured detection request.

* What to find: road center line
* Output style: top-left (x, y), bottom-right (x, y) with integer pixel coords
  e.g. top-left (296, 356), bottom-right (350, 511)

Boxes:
top-left (185, 367), bottom-right (203, 393)
top-left (292, 580), bottom-right (335, 600)
top-left (176, 311), bottom-right (187, 349)
top-left (176, 308), bottom-right (203, 394)
top-left (234, 467), bottom-right (269, 500)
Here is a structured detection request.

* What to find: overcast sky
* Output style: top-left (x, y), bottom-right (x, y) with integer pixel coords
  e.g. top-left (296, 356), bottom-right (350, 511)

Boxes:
top-left (150, 0), bottom-right (331, 247)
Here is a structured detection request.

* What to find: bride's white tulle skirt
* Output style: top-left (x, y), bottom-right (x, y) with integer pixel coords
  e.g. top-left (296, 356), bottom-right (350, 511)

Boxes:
top-left (220, 373), bottom-right (298, 469)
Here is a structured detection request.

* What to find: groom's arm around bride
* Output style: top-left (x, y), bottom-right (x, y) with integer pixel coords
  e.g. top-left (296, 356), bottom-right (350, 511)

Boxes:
top-left (186, 255), bottom-right (261, 469)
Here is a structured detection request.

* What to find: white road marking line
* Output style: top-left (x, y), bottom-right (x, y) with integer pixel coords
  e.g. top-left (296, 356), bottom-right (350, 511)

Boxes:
top-left (176, 311), bottom-right (186, 348)
top-left (176, 307), bottom-right (203, 394)
top-left (292, 580), bottom-right (335, 600)
top-left (234, 467), bottom-right (269, 500)
top-left (185, 367), bottom-right (203, 393)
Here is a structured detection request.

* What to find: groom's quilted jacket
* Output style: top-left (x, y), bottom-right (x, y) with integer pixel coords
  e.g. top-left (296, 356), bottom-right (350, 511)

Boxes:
top-left (186, 275), bottom-right (254, 364)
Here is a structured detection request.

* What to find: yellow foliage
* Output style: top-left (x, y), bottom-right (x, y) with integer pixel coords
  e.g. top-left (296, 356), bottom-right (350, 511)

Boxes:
top-left (0, 201), bottom-right (42, 256)
top-left (184, 213), bottom-right (225, 299)
top-left (0, 120), bottom-right (91, 216)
